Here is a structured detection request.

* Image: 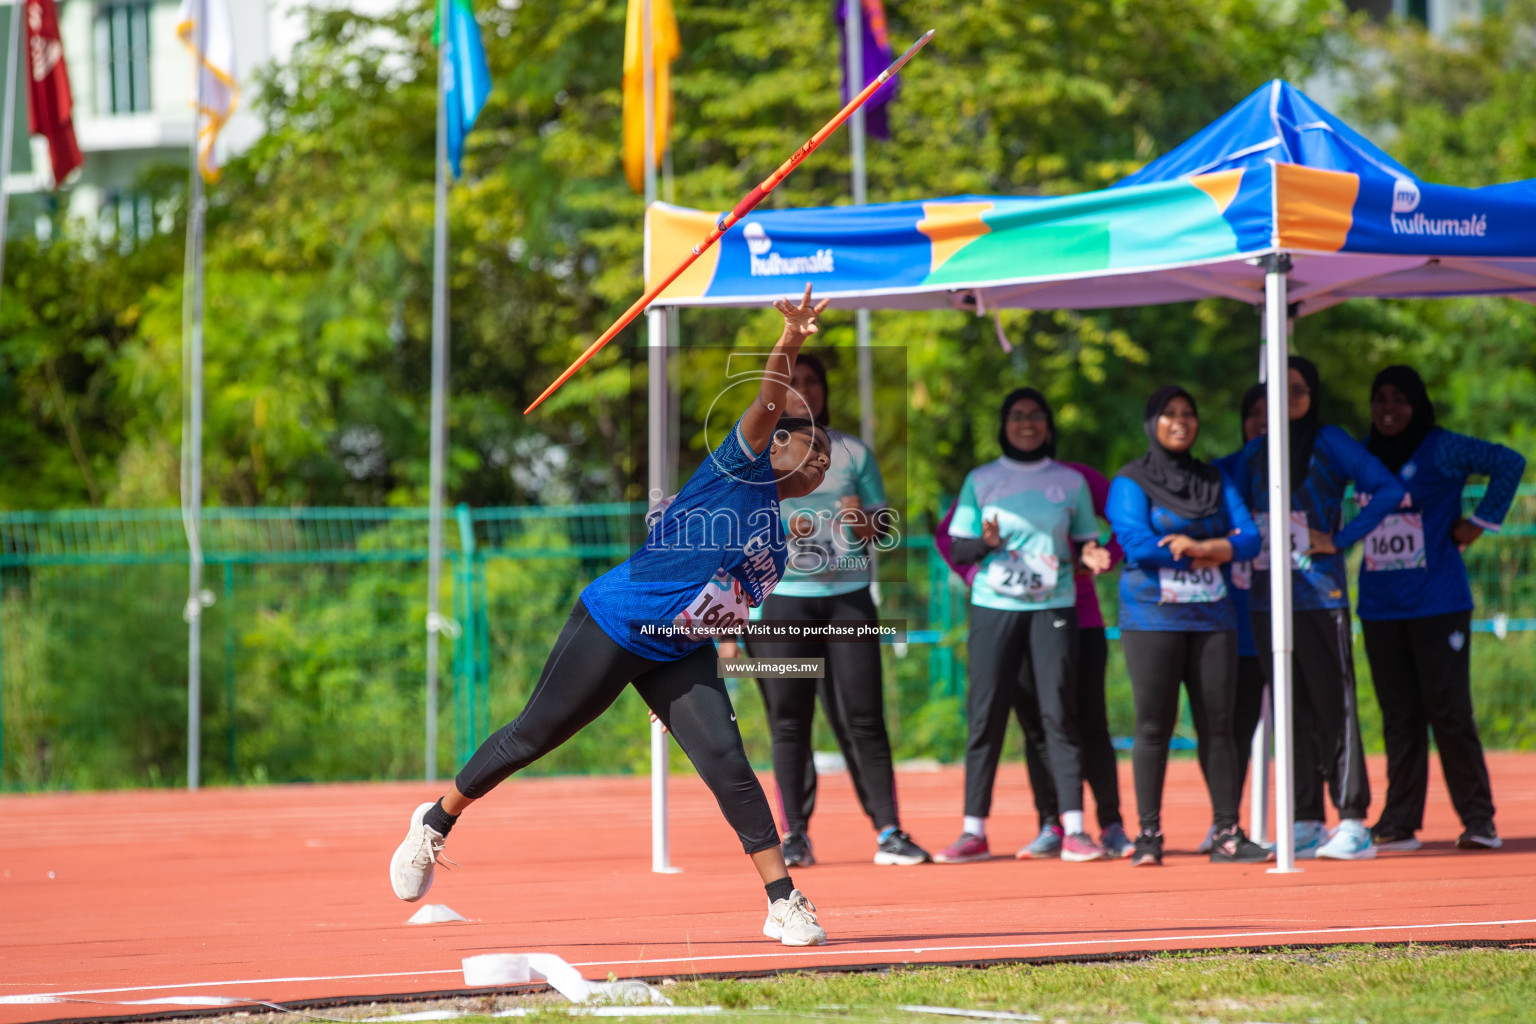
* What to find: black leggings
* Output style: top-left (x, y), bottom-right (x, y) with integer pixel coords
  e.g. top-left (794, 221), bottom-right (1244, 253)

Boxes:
top-left (965, 605), bottom-right (1082, 819)
top-left (1232, 654), bottom-right (1268, 789)
top-left (1363, 610), bottom-right (1495, 832)
top-left (750, 588), bottom-right (898, 834)
top-left (1252, 608), bottom-right (1371, 821)
top-left (1017, 627), bottom-right (1122, 829)
top-left (1122, 629), bottom-right (1240, 833)
top-left (456, 600), bottom-right (781, 855)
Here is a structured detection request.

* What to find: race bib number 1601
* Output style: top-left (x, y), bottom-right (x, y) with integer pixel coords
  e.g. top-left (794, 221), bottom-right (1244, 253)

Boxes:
top-left (1364, 513), bottom-right (1427, 572)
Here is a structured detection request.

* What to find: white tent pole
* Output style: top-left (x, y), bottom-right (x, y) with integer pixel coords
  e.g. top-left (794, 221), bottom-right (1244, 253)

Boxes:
top-left (642, 0), bottom-right (679, 876)
top-left (1263, 252), bottom-right (1301, 874)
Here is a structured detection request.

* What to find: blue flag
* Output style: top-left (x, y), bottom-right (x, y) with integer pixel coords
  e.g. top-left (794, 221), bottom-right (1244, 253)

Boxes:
top-left (836, 0), bottom-right (898, 141)
top-left (438, 0), bottom-right (491, 177)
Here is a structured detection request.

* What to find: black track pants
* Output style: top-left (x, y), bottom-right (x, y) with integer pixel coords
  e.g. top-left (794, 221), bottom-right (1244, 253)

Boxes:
top-left (750, 588), bottom-right (898, 834)
top-left (1017, 626), bottom-right (1122, 829)
top-left (1232, 654), bottom-right (1268, 789)
top-left (1252, 608), bottom-right (1371, 822)
top-left (1362, 610), bottom-right (1495, 832)
top-left (456, 600), bottom-right (781, 854)
top-left (1121, 628), bottom-right (1240, 833)
top-left (965, 605), bottom-right (1082, 819)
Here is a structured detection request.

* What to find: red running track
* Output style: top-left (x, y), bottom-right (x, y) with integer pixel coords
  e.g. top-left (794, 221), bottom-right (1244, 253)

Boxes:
top-left (4, 755), bottom-right (1536, 1022)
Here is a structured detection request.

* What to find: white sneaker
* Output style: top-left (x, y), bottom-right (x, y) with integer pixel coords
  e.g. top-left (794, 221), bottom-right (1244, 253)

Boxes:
top-left (763, 889), bottom-right (827, 947)
top-left (1292, 819), bottom-right (1328, 860)
top-left (1196, 824), bottom-right (1216, 855)
top-left (1317, 819), bottom-right (1376, 861)
top-left (390, 801), bottom-right (452, 901)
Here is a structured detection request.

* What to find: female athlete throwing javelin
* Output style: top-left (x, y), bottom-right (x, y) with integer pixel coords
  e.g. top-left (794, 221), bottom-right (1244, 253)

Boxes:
top-left (389, 286), bottom-right (833, 946)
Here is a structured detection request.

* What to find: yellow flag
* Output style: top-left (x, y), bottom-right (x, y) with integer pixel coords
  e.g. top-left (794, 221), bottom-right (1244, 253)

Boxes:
top-left (622, 0), bottom-right (680, 194)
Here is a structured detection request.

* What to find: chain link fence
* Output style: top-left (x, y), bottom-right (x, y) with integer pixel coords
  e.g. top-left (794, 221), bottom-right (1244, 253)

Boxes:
top-left (2, 486), bottom-right (1531, 790)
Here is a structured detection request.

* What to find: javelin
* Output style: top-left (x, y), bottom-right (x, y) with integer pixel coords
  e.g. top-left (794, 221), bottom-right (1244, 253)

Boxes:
top-left (524, 28), bottom-right (936, 415)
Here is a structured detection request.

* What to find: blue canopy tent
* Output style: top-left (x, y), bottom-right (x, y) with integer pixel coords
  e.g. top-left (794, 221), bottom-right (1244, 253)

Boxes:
top-left (641, 80), bottom-right (1536, 871)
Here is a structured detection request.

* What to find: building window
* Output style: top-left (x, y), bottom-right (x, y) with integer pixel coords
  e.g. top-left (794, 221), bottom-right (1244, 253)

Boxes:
top-left (101, 192), bottom-right (156, 251)
top-left (94, 3), bottom-right (153, 115)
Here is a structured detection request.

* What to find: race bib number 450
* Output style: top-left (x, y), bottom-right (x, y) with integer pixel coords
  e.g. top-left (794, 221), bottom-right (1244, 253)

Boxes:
top-left (673, 570), bottom-right (751, 637)
top-left (985, 551), bottom-right (1060, 601)
top-left (1364, 513), bottom-right (1427, 572)
top-left (1158, 566), bottom-right (1227, 604)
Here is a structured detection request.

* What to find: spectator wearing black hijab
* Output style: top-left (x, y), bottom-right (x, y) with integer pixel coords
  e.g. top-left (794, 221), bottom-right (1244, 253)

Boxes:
top-left (1228, 356), bottom-right (1405, 862)
top-left (1106, 386), bottom-right (1267, 866)
top-left (1357, 365), bottom-right (1526, 852)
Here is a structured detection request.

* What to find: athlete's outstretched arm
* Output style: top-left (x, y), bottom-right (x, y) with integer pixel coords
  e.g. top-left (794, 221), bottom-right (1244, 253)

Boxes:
top-left (739, 284), bottom-right (831, 455)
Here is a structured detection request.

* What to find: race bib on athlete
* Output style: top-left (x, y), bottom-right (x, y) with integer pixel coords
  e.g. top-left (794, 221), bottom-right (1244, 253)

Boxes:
top-left (1158, 566), bottom-right (1228, 604)
top-left (985, 550), bottom-right (1059, 601)
top-left (1363, 513), bottom-right (1427, 572)
top-left (1252, 511), bottom-right (1310, 571)
top-left (673, 570), bottom-right (751, 638)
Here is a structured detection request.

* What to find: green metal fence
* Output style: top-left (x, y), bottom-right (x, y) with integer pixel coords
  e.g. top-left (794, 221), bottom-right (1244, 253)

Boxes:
top-left (1, 486), bottom-right (1532, 790)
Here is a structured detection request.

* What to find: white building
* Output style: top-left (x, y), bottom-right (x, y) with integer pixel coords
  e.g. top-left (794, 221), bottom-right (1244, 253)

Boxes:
top-left (2, 0), bottom-right (317, 238)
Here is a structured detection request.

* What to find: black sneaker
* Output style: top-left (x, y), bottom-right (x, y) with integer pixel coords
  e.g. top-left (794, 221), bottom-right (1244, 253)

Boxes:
top-left (874, 828), bottom-right (931, 866)
top-left (1210, 826), bottom-right (1274, 864)
top-left (782, 831), bottom-right (815, 866)
top-left (1371, 823), bottom-right (1422, 852)
top-left (1457, 825), bottom-right (1502, 850)
top-left (1131, 830), bottom-right (1163, 867)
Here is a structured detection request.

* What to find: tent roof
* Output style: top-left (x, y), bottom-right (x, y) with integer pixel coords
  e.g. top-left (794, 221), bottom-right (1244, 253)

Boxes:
top-left (646, 81), bottom-right (1536, 315)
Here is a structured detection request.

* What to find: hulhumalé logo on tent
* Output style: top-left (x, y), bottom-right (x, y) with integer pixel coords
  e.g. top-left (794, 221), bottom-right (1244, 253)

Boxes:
top-left (743, 222), bottom-right (835, 277)
top-left (1390, 176), bottom-right (1486, 238)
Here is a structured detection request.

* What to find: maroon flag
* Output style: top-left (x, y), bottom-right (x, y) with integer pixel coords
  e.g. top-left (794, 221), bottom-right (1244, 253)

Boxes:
top-left (23, 0), bottom-right (83, 186)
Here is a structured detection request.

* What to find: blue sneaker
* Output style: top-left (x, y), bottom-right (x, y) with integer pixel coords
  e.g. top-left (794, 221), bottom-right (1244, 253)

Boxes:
top-left (1317, 819), bottom-right (1376, 861)
top-left (1099, 823), bottom-right (1134, 859)
top-left (1292, 820), bottom-right (1328, 860)
top-left (1015, 824), bottom-right (1064, 859)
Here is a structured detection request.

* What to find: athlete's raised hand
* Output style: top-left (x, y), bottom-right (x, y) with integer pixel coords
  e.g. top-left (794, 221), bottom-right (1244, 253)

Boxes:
top-left (774, 283), bottom-right (832, 338)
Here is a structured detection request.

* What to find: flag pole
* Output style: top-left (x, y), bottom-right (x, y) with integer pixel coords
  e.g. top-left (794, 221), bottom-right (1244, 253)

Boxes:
top-left (525, 28), bottom-right (935, 414)
top-left (642, 0), bottom-right (679, 876)
top-left (425, 0), bottom-right (451, 783)
top-left (1, 0), bottom-right (25, 315)
top-left (182, 0), bottom-right (208, 792)
top-left (844, 0), bottom-right (875, 451)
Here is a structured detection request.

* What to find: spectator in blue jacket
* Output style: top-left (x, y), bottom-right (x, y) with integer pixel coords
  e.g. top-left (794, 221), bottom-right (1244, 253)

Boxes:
top-left (1230, 356), bottom-right (1405, 862)
top-left (1357, 365), bottom-right (1526, 854)
top-left (1107, 385), bottom-right (1267, 866)
top-left (1204, 382), bottom-right (1267, 856)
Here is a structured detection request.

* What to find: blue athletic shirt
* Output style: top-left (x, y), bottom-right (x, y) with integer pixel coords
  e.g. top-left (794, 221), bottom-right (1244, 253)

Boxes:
top-left (1106, 473), bottom-right (1261, 632)
top-left (949, 458), bottom-right (1100, 612)
top-left (1354, 427), bottom-right (1526, 622)
top-left (582, 418), bottom-right (787, 660)
top-left (1230, 424), bottom-right (1405, 612)
top-left (1213, 450), bottom-right (1258, 657)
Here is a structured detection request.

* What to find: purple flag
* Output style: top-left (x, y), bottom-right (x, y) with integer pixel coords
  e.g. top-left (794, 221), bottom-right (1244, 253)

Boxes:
top-left (836, 0), bottom-right (898, 141)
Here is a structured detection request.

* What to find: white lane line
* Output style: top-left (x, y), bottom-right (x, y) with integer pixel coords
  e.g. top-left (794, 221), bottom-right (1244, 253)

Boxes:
top-left (0, 970), bottom-right (460, 1002)
top-left (570, 917), bottom-right (1536, 969)
top-left (4, 917), bottom-right (1532, 1005)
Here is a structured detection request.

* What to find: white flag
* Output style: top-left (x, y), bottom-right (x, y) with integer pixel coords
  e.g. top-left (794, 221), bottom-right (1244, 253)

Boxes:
top-left (176, 0), bottom-right (239, 181)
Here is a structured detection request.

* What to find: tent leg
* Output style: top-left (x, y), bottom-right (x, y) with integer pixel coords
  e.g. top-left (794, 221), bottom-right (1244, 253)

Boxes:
top-left (1262, 253), bottom-right (1301, 874)
top-left (648, 307), bottom-right (682, 874)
